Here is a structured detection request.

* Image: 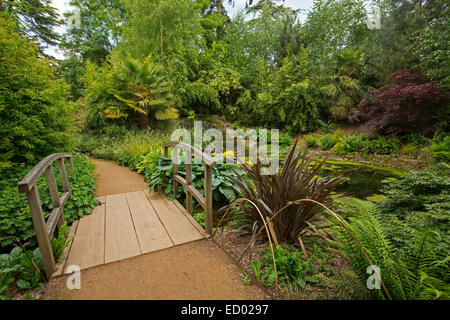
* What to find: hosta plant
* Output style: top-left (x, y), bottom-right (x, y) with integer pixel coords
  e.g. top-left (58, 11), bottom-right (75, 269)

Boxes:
top-left (227, 139), bottom-right (344, 244)
top-left (148, 155), bottom-right (246, 205)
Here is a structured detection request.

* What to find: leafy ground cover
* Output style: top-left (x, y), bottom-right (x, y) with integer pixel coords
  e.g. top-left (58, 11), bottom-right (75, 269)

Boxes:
top-left (0, 155), bottom-right (96, 299)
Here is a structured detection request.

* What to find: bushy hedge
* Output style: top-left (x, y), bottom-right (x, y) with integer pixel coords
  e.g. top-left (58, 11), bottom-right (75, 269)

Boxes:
top-left (378, 164), bottom-right (450, 256)
top-left (0, 15), bottom-right (73, 168)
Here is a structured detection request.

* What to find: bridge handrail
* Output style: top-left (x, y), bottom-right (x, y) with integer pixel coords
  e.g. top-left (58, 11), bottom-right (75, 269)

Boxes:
top-left (163, 142), bottom-right (216, 235)
top-left (18, 153), bottom-right (75, 279)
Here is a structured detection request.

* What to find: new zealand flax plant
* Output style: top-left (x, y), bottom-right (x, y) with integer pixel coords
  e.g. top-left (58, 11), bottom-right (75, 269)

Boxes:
top-left (226, 138), bottom-right (344, 244)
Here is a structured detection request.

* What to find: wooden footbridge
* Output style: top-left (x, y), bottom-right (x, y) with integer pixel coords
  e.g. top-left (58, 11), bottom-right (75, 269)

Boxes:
top-left (18, 142), bottom-right (217, 279)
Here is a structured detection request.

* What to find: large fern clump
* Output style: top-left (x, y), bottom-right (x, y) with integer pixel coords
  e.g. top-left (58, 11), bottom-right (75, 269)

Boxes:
top-left (330, 198), bottom-right (450, 300)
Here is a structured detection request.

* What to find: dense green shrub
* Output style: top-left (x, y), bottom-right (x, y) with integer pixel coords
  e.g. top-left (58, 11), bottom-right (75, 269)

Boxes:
top-left (379, 164), bottom-right (449, 216)
top-left (0, 155), bottom-right (97, 251)
top-left (0, 222), bottom-right (71, 299)
top-left (378, 164), bottom-right (450, 253)
top-left (400, 143), bottom-right (419, 156)
top-left (76, 130), bottom-right (169, 169)
top-left (316, 134), bottom-right (336, 150)
top-left (361, 136), bottom-right (400, 155)
top-left (0, 15), bottom-right (73, 168)
top-left (406, 133), bottom-right (432, 148)
top-left (0, 246), bottom-right (43, 299)
top-left (431, 135), bottom-right (450, 163)
top-left (251, 245), bottom-right (319, 289)
top-left (333, 134), bottom-right (363, 155)
top-left (305, 134), bottom-right (318, 148)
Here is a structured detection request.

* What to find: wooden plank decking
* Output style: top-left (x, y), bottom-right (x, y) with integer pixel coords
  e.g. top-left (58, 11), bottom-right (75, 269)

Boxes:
top-left (53, 191), bottom-right (206, 276)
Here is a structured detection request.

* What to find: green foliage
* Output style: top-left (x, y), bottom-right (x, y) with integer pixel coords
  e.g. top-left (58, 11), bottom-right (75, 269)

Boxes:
top-left (0, 246), bottom-right (44, 300)
top-left (0, 15), bottom-right (73, 167)
top-left (331, 198), bottom-right (450, 300)
top-left (240, 269), bottom-right (252, 286)
top-left (431, 135), bottom-right (450, 163)
top-left (316, 134), bottom-right (335, 150)
top-left (412, 4), bottom-right (450, 88)
top-left (251, 245), bottom-right (319, 289)
top-left (361, 136), bottom-right (400, 155)
top-left (76, 129), bottom-right (170, 171)
top-left (236, 48), bottom-right (322, 134)
top-left (104, 57), bottom-right (178, 129)
top-left (301, 0), bottom-right (369, 67)
top-left (182, 81), bottom-right (220, 113)
top-left (304, 134), bottom-right (318, 148)
top-left (193, 213), bottom-right (205, 229)
top-left (2, 0), bottom-right (61, 47)
top-left (148, 155), bottom-right (246, 204)
top-left (379, 165), bottom-right (450, 216)
top-left (120, 0), bottom-right (202, 62)
top-left (279, 132), bottom-right (293, 149)
top-left (400, 133), bottom-right (432, 156)
top-left (378, 164), bottom-right (450, 254)
top-left (0, 155), bottom-right (96, 250)
top-left (320, 47), bottom-right (367, 120)
top-left (59, 0), bottom-right (126, 99)
top-left (400, 143), bottom-right (419, 156)
top-left (333, 134), bottom-right (363, 155)
top-left (51, 222), bottom-right (72, 259)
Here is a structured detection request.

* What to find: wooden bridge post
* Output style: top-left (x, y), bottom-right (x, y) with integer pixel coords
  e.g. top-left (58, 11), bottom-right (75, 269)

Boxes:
top-left (185, 150), bottom-right (193, 215)
top-left (163, 142), bottom-right (216, 235)
top-left (204, 164), bottom-right (213, 235)
top-left (57, 158), bottom-right (70, 193)
top-left (27, 185), bottom-right (56, 279)
top-left (45, 165), bottom-right (64, 227)
top-left (18, 153), bottom-right (75, 280)
top-left (173, 159), bottom-right (179, 199)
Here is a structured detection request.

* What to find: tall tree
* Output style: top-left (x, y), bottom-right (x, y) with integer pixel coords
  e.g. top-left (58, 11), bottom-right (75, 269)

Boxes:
top-left (364, 0), bottom-right (448, 85)
top-left (60, 0), bottom-right (125, 64)
top-left (59, 0), bottom-right (125, 99)
top-left (0, 0), bottom-right (60, 47)
top-left (120, 0), bottom-right (202, 63)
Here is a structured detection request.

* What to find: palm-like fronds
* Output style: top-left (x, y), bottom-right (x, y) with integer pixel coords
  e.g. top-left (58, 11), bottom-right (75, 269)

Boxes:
top-left (319, 47), bottom-right (366, 120)
top-left (104, 58), bottom-right (178, 126)
top-left (331, 198), bottom-right (450, 300)
top-left (227, 139), bottom-right (344, 244)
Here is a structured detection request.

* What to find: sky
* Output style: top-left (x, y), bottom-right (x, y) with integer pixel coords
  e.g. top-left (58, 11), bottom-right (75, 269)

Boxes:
top-left (46, 0), bottom-right (315, 59)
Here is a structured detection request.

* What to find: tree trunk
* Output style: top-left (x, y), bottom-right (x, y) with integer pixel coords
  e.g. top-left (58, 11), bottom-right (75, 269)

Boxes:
top-left (217, 0), bottom-right (223, 14)
top-left (138, 113), bottom-right (149, 130)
